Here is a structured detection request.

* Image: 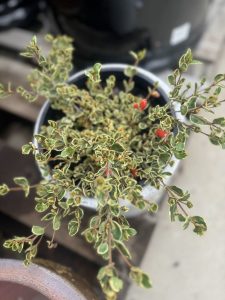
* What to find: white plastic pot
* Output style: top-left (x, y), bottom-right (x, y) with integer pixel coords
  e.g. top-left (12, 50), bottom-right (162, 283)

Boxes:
top-left (34, 64), bottom-right (183, 217)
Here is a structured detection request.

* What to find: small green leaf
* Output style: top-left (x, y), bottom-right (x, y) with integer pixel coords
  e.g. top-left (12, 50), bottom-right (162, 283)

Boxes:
top-left (111, 143), bottom-right (124, 153)
top-left (191, 216), bottom-right (207, 236)
top-left (173, 150), bottom-right (187, 159)
top-left (13, 177), bottom-right (30, 197)
top-left (61, 147), bottom-right (74, 158)
top-left (22, 143), bottom-right (33, 155)
top-left (129, 51), bottom-right (138, 61)
top-left (124, 66), bottom-right (137, 78)
top-left (115, 241), bottom-right (131, 259)
top-left (149, 202), bottom-right (158, 213)
top-left (213, 117), bottom-right (225, 127)
top-left (68, 220), bottom-right (79, 236)
top-left (190, 114), bottom-right (209, 125)
top-left (180, 105), bottom-right (188, 115)
top-left (130, 267), bottom-right (152, 289)
top-left (214, 74), bottom-right (225, 82)
top-left (187, 97), bottom-right (197, 109)
top-left (191, 59), bottom-right (202, 65)
top-left (126, 228), bottom-right (137, 237)
top-left (112, 221), bottom-right (122, 241)
top-left (97, 242), bottom-right (109, 255)
top-left (35, 202), bottom-right (49, 212)
top-left (169, 203), bottom-right (177, 222)
top-left (32, 225), bottom-right (45, 236)
top-left (109, 276), bottom-right (123, 293)
top-left (209, 135), bottom-right (221, 145)
top-left (169, 186), bottom-right (184, 197)
top-left (53, 214), bottom-right (61, 231)
top-left (0, 183), bottom-right (9, 196)
top-left (168, 74), bottom-right (176, 85)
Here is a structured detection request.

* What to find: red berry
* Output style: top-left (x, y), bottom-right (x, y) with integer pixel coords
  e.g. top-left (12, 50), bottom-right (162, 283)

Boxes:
top-left (155, 128), bottom-right (168, 138)
top-left (133, 103), bottom-right (139, 109)
top-left (140, 99), bottom-right (147, 110)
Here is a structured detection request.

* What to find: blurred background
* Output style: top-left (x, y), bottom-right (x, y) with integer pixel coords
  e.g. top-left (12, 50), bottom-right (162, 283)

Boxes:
top-left (0, 0), bottom-right (224, 299)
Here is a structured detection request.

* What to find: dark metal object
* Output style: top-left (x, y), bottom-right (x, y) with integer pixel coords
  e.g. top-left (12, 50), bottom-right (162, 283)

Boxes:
top-left (48, 0), bottom-right (210, 70)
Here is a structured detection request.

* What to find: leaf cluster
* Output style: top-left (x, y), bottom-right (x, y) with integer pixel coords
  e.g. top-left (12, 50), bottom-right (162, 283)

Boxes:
top-left (0, 37), bottom-right (225, 300)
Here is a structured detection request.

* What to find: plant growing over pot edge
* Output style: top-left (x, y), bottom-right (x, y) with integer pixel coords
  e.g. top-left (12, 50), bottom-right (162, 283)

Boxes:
top-left (0, 35), bottom-right (225, 300)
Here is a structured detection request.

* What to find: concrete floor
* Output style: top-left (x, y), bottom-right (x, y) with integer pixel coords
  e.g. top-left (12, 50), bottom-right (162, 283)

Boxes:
top-left (126, 1), bottom-right (225, 299)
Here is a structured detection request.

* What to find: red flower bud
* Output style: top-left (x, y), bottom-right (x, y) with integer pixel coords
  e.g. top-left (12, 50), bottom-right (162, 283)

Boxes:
top-left (130, 168), bottom-right (138, 177)
top-left (140, 99), bottom-right (147, 110)
top-left (133, 103), bottom-right (139, 109)
top-left (155, 128), bottom-right (168, 138)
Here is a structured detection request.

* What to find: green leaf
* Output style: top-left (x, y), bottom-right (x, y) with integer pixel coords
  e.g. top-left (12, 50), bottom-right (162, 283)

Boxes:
top-left (183, 217), bottom-right (191, 230)
top-left (214, 74), bottom-right (225, 82)
top-left (58, 201), bottom-right (68, 210)
top-left (180, 105), bottom-right (188, 115)
top-left (209, 135), bottom-right (221, 145)
top-left (125, 228), bottom-right (137, 237)
top-left (115, 241), bottom-right (131, 259)
top-left (83, 229), bottom-right (95, 243)
top-left (0, 183), bottom-right (9, 196)
top-left (173, 150), bottom-right (187, 160)
top-left (177, 214), bottom-right (186, 222)
top-left (191, 216), bottom-right (207, 236)
top-left (112, 221), bottom-right (122, 241)
top-left (191, 59), bottom-right (202, 65)
top-left (32, 225), bottom-right (45, 236)
top-left (213, 117), bottom-right (225, 127)
top-left (149, 202), bottom-right (158, 213)
top-left (111, 143), bottom-right (124, 153)
top-left (124, 66), bottom-right (137, 78)
top-left (61, 147), bottom-right (74, 158)
top-left (130, 267), bottom-right (152, 289)
top-left (22, 143), bottom-right (33, 155)
top-left (141, 273), bottom-right (152, 288)
top-left (137, 49), bottom-right (147, 61)
top-left (129, 51), bottom-right (138, 61)
top-left (190, 114), bottom-right (209, 125)
top-left (35, 202), bottom-right (49, 212)
top-left (169, 186), bottom-right (184, 197)
top-left (187, 97), bottom-right (197, 109)
top-left (109, 276), bottom-right (123, 293)
top-left (68, 219), bottom-right (79, 236)
top-left (97, 242), bottom-right (109, 255)
top-left (169, 203), bottom-right (177, 222)
top-left (53, 214), bottom-right (61, 231)
top-left (13, 177), bottom-right (30, 197)
top-left (168, 74), bottom-right (176, 85)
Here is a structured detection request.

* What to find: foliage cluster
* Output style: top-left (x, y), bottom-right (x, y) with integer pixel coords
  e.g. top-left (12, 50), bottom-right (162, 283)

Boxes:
top-left (1, 35), bottom-right (225, 299)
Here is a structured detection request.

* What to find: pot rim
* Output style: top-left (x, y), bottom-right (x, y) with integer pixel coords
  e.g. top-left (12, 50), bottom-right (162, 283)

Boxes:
top-left (0, 259), bottom-right (88, 300)
top-left (34, 63), bottom-right (172, 136)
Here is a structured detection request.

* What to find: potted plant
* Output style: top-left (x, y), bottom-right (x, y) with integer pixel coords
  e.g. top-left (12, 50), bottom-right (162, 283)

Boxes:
top-left (0, 34), bottom-right (225, 300)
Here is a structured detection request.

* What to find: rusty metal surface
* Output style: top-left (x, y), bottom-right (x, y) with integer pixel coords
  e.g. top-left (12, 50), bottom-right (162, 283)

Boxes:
top-left (0, 259), bottom-right (96, 300)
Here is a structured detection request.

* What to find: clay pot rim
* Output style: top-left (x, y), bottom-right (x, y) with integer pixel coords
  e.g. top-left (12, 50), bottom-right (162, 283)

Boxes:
top-left (0, 259), bottom-right (87, 300)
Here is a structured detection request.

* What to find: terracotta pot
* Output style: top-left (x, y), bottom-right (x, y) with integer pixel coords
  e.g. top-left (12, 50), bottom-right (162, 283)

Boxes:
top-left (0, 259), bottom-right (97, 300)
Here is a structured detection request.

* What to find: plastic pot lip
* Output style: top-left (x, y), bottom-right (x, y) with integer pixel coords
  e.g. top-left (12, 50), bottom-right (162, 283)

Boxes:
top-left (34, 63), bottom-right (172, 137)
top-left (33, 64), bottom-right (183, 216)
top-left (0, 259), bottom-right (88, 300)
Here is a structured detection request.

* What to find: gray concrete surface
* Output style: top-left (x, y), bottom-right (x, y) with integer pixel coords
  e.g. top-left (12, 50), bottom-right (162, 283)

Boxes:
top-left (126, 1), bottom-right (225, 299)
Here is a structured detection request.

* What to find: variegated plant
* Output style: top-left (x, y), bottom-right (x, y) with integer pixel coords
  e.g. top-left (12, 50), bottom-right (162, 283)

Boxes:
top-left (0, 35), bottom-right (225, 300)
